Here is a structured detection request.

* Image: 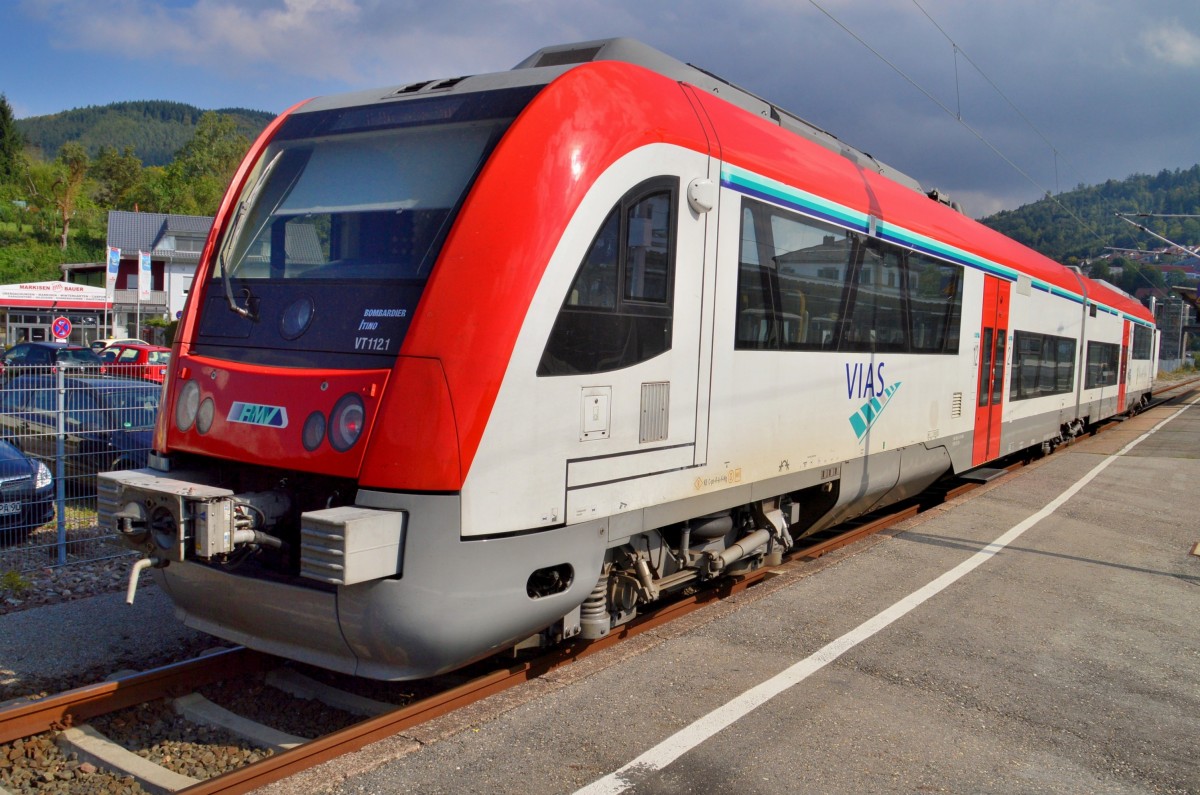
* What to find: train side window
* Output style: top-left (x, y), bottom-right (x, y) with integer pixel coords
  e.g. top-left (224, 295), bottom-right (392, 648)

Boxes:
top-left (907, 253), bottom-right (962, 354)
top-left (736, 198), bottom-right (853, 350)
top-left (841, 243), bottom-right (908, 353)
top-left (1084, 341), bottom-right (1119, 388)
top-left (538, 177), bottom-right (678, 376)
top-left (1056, 338), bottom-right (1077, 392)
top-left (978, 328), bottom-right (994, 407)
top-left (991, 330), bottom-right (1007, 404)
top-left (1131, 324), bottom-right (1152, 360)
top-left (1009, 331), bottom-right (1076, 401)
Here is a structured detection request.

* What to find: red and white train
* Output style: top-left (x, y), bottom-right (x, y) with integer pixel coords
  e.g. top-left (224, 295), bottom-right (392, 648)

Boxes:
top-left (101, 39), bottom-right (1157, 679)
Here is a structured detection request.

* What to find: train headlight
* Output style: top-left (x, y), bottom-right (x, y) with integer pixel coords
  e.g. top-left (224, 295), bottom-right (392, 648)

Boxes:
top-left (175, 380), bottom-right (201, 432)
top-left (302, 411), bottom-right (327, 451)
top-left (280, 296), bottom-right (315, 340)
top-left (329, 393), bottom-right (365, 452)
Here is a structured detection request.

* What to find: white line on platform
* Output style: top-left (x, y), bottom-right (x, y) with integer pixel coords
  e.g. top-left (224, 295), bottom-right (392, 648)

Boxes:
top-left (575, 397), bottom-right (1199, 795)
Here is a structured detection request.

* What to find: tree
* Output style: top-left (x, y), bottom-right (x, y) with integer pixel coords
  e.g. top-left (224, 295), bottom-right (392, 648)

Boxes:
top-left (92, 145), bottom-right (142, 209)
top-left (130, 112), bottom-right (248, 214)
top-left (154, 112), bottom-right (248, 214)
top-left (1088, 260), bottom-right (1111, 282)
top-left (52, 142), bottom-right (90, 250)
top-left (1116, 260), bottom-right (1164, 294)
top-left (0, 94), bottom-right (23, 183)
top-left (23, 143), bottom-right (92, 249)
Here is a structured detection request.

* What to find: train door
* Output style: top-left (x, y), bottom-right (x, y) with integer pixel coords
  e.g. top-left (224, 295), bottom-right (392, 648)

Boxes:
top-left (1117, 320), bottom-right (1130, 410)
top-left (542, 159), bottom-right (717, 521)
top-left (972, 276), bottom-right (1011, 465)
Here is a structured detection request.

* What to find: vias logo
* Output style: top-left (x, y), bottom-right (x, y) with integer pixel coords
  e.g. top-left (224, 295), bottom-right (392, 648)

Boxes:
top-left (845, 361), bottom-right (901, 441)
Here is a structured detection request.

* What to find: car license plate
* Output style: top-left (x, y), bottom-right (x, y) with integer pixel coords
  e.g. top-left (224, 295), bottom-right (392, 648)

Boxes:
top-left (0, 501), bottom-right (21, 516)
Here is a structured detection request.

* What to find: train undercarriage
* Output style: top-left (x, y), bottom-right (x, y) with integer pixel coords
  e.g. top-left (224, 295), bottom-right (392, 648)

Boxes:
top-left (99, 397), bottom-right (1149, 678)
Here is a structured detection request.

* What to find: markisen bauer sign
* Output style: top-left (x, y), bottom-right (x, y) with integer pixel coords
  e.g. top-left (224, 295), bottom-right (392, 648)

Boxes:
top-left (0, 281), bottom-right (108, 309)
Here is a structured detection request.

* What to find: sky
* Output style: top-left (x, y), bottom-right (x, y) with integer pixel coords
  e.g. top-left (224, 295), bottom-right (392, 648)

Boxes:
top-left (1, 0), bottom-right (1198, 218)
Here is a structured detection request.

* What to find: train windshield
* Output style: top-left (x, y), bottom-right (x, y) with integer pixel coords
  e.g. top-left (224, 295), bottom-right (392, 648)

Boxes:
top-left (195, 86), bottom-right (540, 367)
top-left (217, 124), bottom-right (493, 283)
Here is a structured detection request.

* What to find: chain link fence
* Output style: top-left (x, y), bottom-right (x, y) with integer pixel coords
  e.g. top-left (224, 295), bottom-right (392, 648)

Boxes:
top-left (0, 364), bottom-right (162, 575)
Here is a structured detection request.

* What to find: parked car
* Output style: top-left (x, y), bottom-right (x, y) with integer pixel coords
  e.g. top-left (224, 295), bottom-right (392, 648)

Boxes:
top-left (89, 337), bottom-right (143, 354)
top-left (0, 374), bottom-right (160, 488)
top-left (0, 437), bottom-right (54, 546)
top-left (0, 342), bottom-right (105, 380)
top-left (99, 343), bottom-right (171, 383)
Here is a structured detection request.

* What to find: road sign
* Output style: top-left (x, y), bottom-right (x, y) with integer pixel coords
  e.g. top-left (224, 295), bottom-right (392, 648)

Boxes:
top-left (52, 316), bottom-right (72, 340)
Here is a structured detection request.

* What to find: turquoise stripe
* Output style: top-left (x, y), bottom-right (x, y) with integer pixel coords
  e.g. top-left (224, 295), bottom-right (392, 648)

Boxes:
top-left (721, 163), bottom-right (1149, 324)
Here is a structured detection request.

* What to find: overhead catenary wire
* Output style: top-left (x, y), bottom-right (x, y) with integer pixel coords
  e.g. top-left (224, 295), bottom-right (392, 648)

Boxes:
top-left (911, 0), bottom-right (1088, 196)
top-left (1114, 213), bottom-right (1198, 260)
top-left (806, 1), bottom-right (1111, 253)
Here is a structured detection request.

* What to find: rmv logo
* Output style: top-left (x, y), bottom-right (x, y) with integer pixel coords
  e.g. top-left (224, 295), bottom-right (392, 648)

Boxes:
top-left (228, 401), bottom-right (289, 428)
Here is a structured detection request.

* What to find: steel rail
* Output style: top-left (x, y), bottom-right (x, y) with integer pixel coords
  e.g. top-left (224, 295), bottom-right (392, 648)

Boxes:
top-left (0, 647), bottom-right (276, 744)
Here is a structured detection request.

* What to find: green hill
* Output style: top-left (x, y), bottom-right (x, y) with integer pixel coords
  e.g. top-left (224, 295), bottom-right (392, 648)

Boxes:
top-left (14, 100), bottom-right (274, 166)
top-left (980, 165), bottom-right (1200, 264)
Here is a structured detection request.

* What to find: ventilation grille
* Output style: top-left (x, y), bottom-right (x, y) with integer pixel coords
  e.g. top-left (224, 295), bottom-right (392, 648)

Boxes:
top-left (390, 76), bottom-right (468, 96)
top-left (640, 382), bottom-right (670, 443)
top-left (534, 46), bottom-right (603, 68)
top-left (951, 392), bottom-right (963, 419)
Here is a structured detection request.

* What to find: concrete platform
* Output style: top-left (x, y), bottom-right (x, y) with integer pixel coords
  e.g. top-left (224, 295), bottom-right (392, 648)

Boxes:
top-left (263, 383), bottom-right (1200, 795)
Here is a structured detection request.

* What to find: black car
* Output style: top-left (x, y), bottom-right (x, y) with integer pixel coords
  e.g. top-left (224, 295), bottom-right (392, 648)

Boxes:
top-left (0, 374), bottom-right (160, 487)
top-left (1, 342), bottom-right (105, 379)
top-left (0, 437), bottom-right (54, 545)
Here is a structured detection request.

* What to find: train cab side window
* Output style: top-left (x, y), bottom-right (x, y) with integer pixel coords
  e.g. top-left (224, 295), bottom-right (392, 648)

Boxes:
top-left (538, 177), bottom-right (678, 376)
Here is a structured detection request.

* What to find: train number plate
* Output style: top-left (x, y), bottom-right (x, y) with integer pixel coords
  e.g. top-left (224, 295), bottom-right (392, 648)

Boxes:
top-left (0, 501), bottom-right (22, 516)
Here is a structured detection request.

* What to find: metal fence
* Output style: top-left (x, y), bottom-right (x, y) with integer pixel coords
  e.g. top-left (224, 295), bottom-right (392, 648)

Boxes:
top-left (0, 364), bottom-right (161, 574)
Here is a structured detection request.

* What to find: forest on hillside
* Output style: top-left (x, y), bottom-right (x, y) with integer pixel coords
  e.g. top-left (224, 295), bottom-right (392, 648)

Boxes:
top-left (14, 101), bottom-right (273, 167)
top-left (980, 165), bottom-right (1200, 265)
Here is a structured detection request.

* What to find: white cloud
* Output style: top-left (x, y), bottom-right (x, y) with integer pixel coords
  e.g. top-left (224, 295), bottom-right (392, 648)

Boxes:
top-left (1140, 21), bottom-right (1200, 67)
top-left (29, 0), bottom-right (369, 81)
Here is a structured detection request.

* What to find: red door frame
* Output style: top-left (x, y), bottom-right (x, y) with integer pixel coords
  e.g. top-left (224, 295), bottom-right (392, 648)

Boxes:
top-left (973, 276), bottom-right (1011, 466)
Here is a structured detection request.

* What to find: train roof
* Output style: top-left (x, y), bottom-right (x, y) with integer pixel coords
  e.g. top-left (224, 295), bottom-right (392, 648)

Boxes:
top-left (513, 39), bottom-right (931, 199)
top-left (298, 38), bottom-right (933, 204)
top-left (285, 39), bottom-right (1153, 326)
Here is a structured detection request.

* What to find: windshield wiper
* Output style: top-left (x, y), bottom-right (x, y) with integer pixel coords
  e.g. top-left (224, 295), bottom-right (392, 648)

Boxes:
top-left (217, 151), bottom-right (283, 321)
top-left (221, 202), bottom-right (257, 320)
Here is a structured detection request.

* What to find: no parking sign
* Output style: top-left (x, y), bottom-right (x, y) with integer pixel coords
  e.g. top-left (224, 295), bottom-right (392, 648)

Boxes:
top-left (52, 316), bottom-right (72, 340)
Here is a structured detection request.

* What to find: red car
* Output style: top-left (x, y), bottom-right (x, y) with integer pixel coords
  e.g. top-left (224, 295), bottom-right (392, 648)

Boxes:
top-left (101, 343), bottom-right (171, 383)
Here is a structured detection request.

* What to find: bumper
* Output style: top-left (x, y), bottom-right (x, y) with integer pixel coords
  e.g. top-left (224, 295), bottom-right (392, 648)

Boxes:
top-left (154, 494), bottom-right (605, 680)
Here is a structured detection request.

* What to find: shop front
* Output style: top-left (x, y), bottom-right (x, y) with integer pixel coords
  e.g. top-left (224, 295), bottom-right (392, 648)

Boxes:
top-left (0, 281), bottom-right (109, 348)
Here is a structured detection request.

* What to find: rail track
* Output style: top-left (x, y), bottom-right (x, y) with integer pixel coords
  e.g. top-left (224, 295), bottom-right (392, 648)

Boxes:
top-left (2, 376), bottom-right (1197, 795)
